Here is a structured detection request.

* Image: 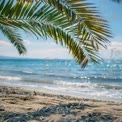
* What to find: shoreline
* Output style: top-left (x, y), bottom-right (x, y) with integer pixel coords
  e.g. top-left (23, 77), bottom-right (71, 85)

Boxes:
top-left (0, 85), bottom-right (122, 121)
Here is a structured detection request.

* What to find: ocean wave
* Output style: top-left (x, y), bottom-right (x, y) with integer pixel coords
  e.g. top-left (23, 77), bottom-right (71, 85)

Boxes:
top-left (38, 79), bottom-right (122, 90)
top-left (16, 78), bottom-right (94, 88)
top-left (54, 81), bottom-right (98, 88)
top-left (41, 74), bottom-right (91, 81)
top-left (0, 69), bottom-right (36, 75)
top-left (15, 77), bottom-right (122, 90)
top-left (22, 79), bottom-right (97, 88)
top-left (42, 85), bottom-right (68, 91)
top-left (0, 75), bottom-right (121, 90)
top-left (23, 79), bottom-right (56, 84)
top-left (99, 84), bottom-right (122, 90)
top-left (39, 74), bottom-right (122, 82)
top-left (22, 71), bottom-right (33, 74)
top-left (53, 81), bottom-right (122, 90)
top-left (0, 75), bottom-right (22, 81)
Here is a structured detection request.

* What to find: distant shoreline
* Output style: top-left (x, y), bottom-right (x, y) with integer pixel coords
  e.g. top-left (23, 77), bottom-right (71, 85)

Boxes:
top-left (0, 56), bottom-right (73, 60)
top-left (0, 56), bottom-right (122, 61)
top-left (0, 85), bottom-right (122, 121)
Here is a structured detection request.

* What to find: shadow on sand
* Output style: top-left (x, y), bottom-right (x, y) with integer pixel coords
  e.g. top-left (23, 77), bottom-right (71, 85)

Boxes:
top-left (0, 103), bottom-right (113, 122)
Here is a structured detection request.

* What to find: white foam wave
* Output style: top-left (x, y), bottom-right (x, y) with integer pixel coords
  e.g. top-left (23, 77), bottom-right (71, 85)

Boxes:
top-left (43, 86), bottom-right (67, 91)
top-left (23, 71), bottom-right (32, 74)
top-left (54, 81), bottom-right (98, 88)
top-left (0, 76), bottom-right (22, 80)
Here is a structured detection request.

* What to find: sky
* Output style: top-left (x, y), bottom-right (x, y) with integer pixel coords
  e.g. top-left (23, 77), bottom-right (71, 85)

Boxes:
top-left (0, 0), bottom-right (122, 60)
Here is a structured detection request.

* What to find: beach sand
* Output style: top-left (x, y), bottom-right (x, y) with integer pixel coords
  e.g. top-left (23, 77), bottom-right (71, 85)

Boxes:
top-left (0, 85), bottom-right (122, 122)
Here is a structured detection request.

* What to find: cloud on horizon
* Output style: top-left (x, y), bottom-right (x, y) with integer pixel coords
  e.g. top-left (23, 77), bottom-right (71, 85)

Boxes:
top-left (0, 37), bottom-right (122, 60)
top-left (100, 40), bottom-right (122, 60)
top-left (0, 40), bottom-right (11, 47)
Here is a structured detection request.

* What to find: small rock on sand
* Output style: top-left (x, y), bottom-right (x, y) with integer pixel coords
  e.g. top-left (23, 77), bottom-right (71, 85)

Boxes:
top-left (0, 105), bottom-right (5, 111)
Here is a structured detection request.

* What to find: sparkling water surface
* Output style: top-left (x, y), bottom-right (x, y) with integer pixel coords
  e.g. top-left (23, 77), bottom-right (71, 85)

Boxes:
top-left (0, 59), bottom-right (122, 102)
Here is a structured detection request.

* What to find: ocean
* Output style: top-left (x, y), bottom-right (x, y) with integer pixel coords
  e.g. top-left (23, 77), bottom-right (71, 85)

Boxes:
top-left (0, 59), bottom-right (122, 102)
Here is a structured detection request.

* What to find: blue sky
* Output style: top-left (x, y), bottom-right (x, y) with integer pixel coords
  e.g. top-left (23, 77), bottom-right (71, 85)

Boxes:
top-left (0, 0), bottom-right (122, 59)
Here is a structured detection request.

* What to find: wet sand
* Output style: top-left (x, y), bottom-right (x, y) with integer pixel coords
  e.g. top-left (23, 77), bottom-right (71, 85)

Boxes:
top-left (0, 85), bottom-right (122, 122)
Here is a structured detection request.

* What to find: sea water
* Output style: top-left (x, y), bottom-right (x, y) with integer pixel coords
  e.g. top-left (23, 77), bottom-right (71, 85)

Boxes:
top-left (0, 59), bottom-right (122, 102)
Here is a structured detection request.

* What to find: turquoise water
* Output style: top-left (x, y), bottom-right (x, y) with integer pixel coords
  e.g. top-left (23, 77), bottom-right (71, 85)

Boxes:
top-left (0, 59), bottom-right (122, 102)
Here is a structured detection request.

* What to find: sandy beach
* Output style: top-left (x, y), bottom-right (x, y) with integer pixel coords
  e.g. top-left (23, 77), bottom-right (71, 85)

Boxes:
top-left (0, 85), bottom-right (122, 122)
top-left (0, 0), bottom-right (122, 122)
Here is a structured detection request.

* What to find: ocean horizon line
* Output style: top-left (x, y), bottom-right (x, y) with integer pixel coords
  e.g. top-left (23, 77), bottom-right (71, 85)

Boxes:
top-left (0, 56), bottom-right (122, 62)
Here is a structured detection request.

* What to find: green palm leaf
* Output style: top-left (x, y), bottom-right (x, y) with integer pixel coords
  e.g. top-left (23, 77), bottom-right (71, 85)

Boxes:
top-left (0, 24), bottom-right (26, 54)
top-left (0, 0), bottom-right (112, 67)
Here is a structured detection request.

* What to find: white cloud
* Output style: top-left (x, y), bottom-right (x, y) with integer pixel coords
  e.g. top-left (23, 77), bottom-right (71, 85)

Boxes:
top-left (108, 41), bottom-right (122, 50)
top-left (0, 37), bottom-right (122, 60)
top-left (26, 47), bottom-right (72, 59)
top-left (0, 40), bottom-right (20, 57)
top-left (23, 40), bottom-right (31, 45)
top-left (0, 40), bottom-right (11, 47)
top-left (100, 40), bottom-right (122, 60)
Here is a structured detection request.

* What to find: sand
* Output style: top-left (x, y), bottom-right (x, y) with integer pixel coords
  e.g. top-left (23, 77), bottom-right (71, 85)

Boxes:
top-left (0, 85), bottom-right (122, 122)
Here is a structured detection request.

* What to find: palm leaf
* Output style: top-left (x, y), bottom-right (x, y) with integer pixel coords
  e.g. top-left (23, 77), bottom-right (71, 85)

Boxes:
top-left (0, 24), bottom-right (26, 54)
top-left (19, 0), bottom-right (111, 51)
top-left (0, 0), bottom-right (112, 67)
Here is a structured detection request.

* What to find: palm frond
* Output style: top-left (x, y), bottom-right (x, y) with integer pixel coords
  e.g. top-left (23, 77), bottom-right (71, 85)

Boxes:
top-left (0, 24), bottom-right (26, 54)
top-left (0, 0), bottom-right (112, 67)
top-left (21, 0), bottom-right (111, 52)
top-left (37, 23), bottom-right (102, 67)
